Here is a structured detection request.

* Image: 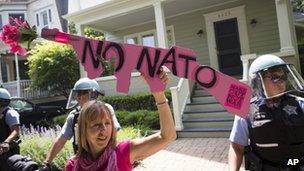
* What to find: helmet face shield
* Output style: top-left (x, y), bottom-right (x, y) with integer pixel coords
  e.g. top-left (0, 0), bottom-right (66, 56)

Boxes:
top-left (252, 64), bottom-right (304, 99)
top-left (66, 90), bottom-right (91, 109)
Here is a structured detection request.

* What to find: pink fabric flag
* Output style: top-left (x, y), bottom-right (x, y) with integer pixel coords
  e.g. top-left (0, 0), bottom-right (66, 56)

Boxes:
top-left (41, 28), bottom-right (252, 118)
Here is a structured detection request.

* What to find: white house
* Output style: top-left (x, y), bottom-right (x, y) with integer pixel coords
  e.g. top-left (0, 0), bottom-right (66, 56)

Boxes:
top-left (63, 0), bottom-right (301, 137)
top-left (0, 0), bottom-right (68, 99)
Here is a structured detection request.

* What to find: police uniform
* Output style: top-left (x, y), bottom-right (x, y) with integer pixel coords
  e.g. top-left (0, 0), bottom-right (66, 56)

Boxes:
top-left (243, 94), bottom-right (304, 171)
top-left (0, 107), bottom-right (20, 171)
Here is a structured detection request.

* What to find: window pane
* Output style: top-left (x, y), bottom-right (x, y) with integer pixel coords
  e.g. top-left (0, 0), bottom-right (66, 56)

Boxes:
top-left (41, 11), bottom-right (48, 26)
top-left (142, 34), bottom-right (155, 47)
top-left (48, 9), bottom-right (52, 22)
top-left (36, 14), bottom-right (39, 26)
top-left (126, 37), bottom-right (138, 44)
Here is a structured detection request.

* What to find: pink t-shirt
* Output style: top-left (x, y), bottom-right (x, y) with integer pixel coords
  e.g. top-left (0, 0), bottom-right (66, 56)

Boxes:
top-left (65, 141), bottom-right (132, 171)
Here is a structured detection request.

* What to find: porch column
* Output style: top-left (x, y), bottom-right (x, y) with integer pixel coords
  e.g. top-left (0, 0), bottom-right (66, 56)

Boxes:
top-left (75, 24), bottom-right (87, 78)
top-left (14, 53), bottom-right (20, 97)
top-left (153, 0), bottom-right (167, 48)
top-left (275, 0), bottom-right (297, 53)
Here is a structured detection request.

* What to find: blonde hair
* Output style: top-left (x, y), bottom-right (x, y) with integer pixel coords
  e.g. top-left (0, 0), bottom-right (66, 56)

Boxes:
top-left (77, 100), bottom-right (117, 157)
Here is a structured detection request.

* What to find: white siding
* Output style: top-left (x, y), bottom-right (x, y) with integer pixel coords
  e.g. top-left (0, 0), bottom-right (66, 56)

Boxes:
top-left (0, 4), bottom-right (27, 26)
top-left (245, 0), bottom-right (280, 54)
top-left (106, 0), bottom-right (281, 66)
top-left (27, 0), bottom-right (62, 32)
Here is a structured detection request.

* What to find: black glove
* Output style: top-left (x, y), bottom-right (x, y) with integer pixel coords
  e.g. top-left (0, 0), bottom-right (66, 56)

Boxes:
top-left (0, 142), bottom-right (10, 155)
top-left (39, 161), bottom-right (51, 171)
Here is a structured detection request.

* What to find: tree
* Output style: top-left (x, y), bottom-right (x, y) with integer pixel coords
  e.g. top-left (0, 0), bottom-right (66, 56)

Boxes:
top-left (27, 42), bottom-right (80, 98)
top-left (68, 22), bottom-right (104, 40)
top-left (292, 0), bottom-right (304, 13)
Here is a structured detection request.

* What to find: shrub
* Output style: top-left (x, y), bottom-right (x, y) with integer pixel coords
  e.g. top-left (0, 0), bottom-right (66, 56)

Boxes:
top-left (99, 91), bottom-right (172, 111)
top-left (27, 42), bottom-right (80, 98)
top-left (20, 125), bottom-right (72, 170)
top-left (52, 109), bottom-right (159, 130)
top-left (116, 110), bottom-right (159, 130)
top-left (52, 113), bottom-right (69, 126)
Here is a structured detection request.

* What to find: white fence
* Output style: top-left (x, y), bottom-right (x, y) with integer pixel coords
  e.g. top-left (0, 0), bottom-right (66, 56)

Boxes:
top-left (2, 80), bottom-right (50, 99)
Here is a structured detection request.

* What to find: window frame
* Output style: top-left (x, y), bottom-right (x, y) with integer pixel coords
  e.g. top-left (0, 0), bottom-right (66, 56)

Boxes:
top-left (124, 25), bottom-right (175, 48)
top-left (8, 13), bottom-right (25, 20)
top-left (35, 8), bottom-right (52, 28)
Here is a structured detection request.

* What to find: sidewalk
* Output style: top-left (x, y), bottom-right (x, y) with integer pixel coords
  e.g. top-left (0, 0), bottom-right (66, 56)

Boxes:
top-left (134, 138), bottom-right (245, 171)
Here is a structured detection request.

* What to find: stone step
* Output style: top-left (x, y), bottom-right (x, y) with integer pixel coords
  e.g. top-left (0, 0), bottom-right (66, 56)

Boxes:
top-left (183, 118), bottom-right (234, 128)
top-left (191, 96), bottom-right (218, 103)
top-left (177, 127), bottom-right (231, 138)
top-left (185, 102), bottom-right (225, 111)
top-left (182, 111), bottom-right (233, 119)
top-left (192, 89), bottom-right (211, 97)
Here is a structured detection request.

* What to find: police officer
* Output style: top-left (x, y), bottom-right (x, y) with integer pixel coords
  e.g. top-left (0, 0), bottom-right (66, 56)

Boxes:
top-left (229, 54), bottom-right (304, 171)
top-left (0, 88), bottom-right (20, 171)
top-left (43, 78), bottom-right (120, 169)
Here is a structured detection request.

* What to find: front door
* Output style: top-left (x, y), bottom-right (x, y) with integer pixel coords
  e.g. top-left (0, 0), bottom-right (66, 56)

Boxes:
top-left (214, 18), bottom-right (242, 76)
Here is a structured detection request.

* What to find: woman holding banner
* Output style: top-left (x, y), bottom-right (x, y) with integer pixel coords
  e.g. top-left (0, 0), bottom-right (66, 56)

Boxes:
top-left (65, 68), bottom-right (176, 171)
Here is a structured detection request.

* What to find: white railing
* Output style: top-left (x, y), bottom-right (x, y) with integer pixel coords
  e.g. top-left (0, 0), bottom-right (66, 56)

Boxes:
top-left (170, 78), bottom-right (190, 131)
top-left (2, 80), bottom-right (50, 99)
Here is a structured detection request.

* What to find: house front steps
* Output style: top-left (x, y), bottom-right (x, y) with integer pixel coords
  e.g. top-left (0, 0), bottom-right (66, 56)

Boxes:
top-left (177, 84), bottom-right (234, 138)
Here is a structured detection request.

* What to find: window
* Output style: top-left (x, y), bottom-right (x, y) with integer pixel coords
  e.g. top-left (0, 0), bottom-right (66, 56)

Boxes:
top-left (126, 37), bottom-right (138, 44)
top-left (48, 9), bottom-right (52, 22)
top-left (41, 11), bottom-right (48, 26)
top-left (124, 26), bottom-right (175, 48)
top-left (142, 34), bottom-right (155, 47)
top-left (8, 13), bottom-right (25, 20)
top-left (36, 8), bottom-right (52, 28)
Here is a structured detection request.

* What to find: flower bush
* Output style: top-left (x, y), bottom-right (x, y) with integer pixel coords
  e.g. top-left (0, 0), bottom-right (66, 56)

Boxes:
top-left (0, 17), bottom-right (37, 56)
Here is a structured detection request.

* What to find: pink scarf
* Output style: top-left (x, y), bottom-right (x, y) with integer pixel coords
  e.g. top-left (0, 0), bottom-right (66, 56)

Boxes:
top-left (73, 147), bottom-right (118, 171)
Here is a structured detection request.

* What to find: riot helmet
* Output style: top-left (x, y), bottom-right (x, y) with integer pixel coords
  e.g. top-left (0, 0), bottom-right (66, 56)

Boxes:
top-left (66, 78), bottom-right (104, 109)
top-left (66, 78), bottom-right (93, 109)
top-left (0, 88), bottom-right (11, 108)
top-left (90, 79), bottom-right (104, 99)
top-left (249, 54), bottom-right (304, 99)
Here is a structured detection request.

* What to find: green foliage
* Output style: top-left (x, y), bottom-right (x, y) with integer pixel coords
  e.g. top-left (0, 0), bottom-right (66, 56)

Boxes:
top-left (27, 42), bottom-right (80, 98)
top-left (20, 128), bottom-right (73, 170)
top-left (68, 22), bottom-right (104, 40)
top-left (100, 91), bottom-right (172, 111)
top-left (292, 0), bottom-right (304, 12)
top-left (68, 22), bottom-right (77, 34)
top-left (116, 110), bottom-right (160, 130)
top-left (117, 126), bottom-right (142, 142)
top-left (52, 109), bottom-right (160, 130)
top-left (84, 27), bottom-right (104, 40)
top-left (52, 113), bottom-right (69, 126)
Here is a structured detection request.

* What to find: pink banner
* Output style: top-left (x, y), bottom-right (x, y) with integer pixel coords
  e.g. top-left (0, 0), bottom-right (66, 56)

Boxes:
top-left (41, 28), bottom-right (252, 118)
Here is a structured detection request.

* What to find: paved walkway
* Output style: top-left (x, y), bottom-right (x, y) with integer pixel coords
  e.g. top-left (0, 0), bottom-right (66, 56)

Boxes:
top-left (134, 138), bottom-right (245, 171)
